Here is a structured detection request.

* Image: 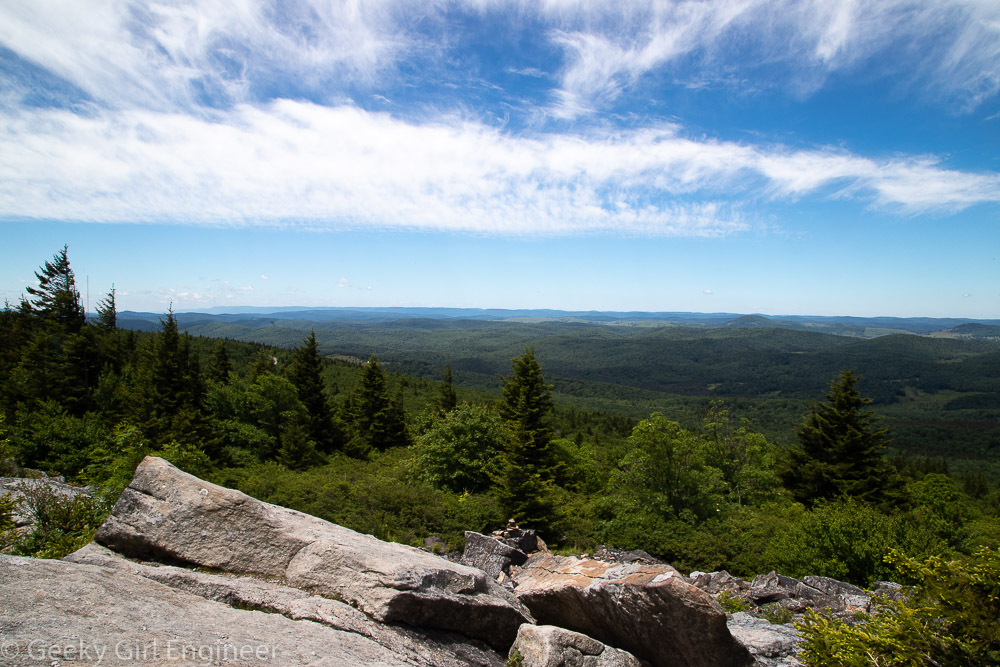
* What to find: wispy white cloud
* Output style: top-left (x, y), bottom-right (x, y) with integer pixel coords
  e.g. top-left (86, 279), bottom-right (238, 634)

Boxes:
top-left (0, 0), bottom-right (410, 111)
top-left (1, 102), bottom-right (996, 236)
top-left (542, 0), bottom-right (1000, 117)
top-left (0, 1), bottom-right (996, 240)
top-left (2, 0), bottom-right (995, 119)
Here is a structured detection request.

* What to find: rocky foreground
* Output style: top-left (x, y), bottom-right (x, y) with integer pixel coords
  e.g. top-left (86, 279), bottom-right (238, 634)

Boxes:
top-left (0, 457), bottom-right (879, 666)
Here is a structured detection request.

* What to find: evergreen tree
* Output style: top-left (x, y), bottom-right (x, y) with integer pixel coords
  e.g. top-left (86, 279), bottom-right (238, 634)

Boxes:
top-left (287, 331), bottom-right (342, 452)
top-left (147, 309), bottom-right (210, 446)
top-left (348, 355), bottom-right (408, 455)
top-left (278, 422), bottom-right (319, 470)
top-left (496, 348), bottom-right (557, 533)
top-left (782, 368), bottom-right (892, 505)
top-left (25, 245), bottom-right (86, 333)
top-left (434, 363), bottom-right (458, 414)
top-left (95, 285), bottom-right (117, 330)
top-left (150, 308), bottom-right (185, 418)
top-left (207, 340), bottom-right (232, 384)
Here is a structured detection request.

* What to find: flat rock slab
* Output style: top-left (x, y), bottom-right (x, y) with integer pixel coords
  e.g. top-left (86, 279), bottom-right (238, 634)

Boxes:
top-left (65, 542), bottom-right (504, 667)
top-left (96, 456), bottom-right (531, 650)
top-left (511, 625), bottom-right (643, 667)
top-left (0, 554), bottom-right (431, 666)
top-left (513, 552), bottom-right (754, 667)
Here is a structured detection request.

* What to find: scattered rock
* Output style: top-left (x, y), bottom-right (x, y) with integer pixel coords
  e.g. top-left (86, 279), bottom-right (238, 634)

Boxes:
top-left (462, 531), bottom-right (528, 581)
top-left (727, 612), bottom-right (803, 667)
top-left (801, 576), bottom-right (870, 611)
top-left (492, 518), bottom-right (539, 553)
top-left (749, 571), bottom-right (802, 605)
top-left (96, 456), bottom-right (532, 650)
top-left (513, 551), bottom-right (753, 667)
top-left (689, 570), bottom-right (750, 596)
top-left (870, 580), bottom-right (907, 602)
top-left (511, 624), bottom-right (643, 667)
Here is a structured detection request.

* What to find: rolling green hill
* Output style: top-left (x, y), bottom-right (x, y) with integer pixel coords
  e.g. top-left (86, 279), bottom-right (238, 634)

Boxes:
top-left (111, 310), bottom-right (1000, 480)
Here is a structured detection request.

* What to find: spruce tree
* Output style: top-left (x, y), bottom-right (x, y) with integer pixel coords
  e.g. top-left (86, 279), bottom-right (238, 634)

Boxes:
top-left (207, 340), bottom-right (232, 384)
top-left (278, 422), bottom-right (319, 470)
top-left (95, 285), bottom-right (117, 330)
top-left (783, 368), bottom-right (892, 505)
top-left (348, 355), bottom-right (407, 455)
top-left (435, 363), bottom-right (458, 414)
top-left (24, 245), bottom-right (85, 333)
top-left (496, 348), bottom-right (557, 533)
top-left (287, 331), bottom-right (342, 452)
top-left (150, 308), bottom-right (185, 418)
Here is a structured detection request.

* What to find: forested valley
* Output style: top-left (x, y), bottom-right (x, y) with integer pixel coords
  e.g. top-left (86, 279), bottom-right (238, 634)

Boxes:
top-left (4, 248), bottom-right (1000, 664)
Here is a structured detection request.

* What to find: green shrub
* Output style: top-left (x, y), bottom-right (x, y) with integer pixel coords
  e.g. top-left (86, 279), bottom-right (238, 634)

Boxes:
top-left (758, 603), bottom-right (794, 625)
top-left (717, 590), bottom-right (750, 613)
top-left (797, 547), bottom-right (1000, 666)
top-left (0, 493), bottom-right (17, 553)
top-left (9, 483), bottom-right (107, 559)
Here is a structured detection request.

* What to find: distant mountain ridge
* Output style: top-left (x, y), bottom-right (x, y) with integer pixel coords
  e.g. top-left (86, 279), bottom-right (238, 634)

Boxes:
top-left (114, 307), bottom-right (1000, 338)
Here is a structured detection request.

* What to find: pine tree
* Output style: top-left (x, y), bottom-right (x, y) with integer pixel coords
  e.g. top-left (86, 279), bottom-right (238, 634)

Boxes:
top-left (25, 245), bottom-right (85, 333)
top-left (783, 369), bottom-right (892, 505)
top-left (287, 331), bottom-right (342, 452)
top-left (496, 348), bottom-right (557, 534)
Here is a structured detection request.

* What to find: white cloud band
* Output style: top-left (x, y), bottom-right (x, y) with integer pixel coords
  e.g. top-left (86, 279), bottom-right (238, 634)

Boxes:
top-left (1, 101), bottom-right (996, 236)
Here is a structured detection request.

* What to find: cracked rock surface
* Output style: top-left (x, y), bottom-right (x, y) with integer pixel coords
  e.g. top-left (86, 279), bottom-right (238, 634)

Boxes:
top-left (512, 552), bottom-right (754, 667)
top-left (2, 553), bottom-right (502, 666)
top-left (95, 456), bottom-right (531, 651)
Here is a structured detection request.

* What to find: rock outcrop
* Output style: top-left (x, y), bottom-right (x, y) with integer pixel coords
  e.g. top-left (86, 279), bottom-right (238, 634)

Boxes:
top-left (62, 542), bottom-right (503, 666)
top-left (2, 458), bottom-right (819, 666)
top-left (511, 625), bottom-right (643, 667)
top-left (1, 553), bottom-right (503, 666)
top-left (512, 551), bottom-right (755, 667)
top-left (690, 569), bottom-right (881, 666)
top-left (95, 456), bottom-right (531, 650)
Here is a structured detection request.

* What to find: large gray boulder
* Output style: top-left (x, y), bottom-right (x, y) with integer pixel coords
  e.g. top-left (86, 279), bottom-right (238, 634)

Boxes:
top-left (64, 542), bottom-right (503, 666)
top-left (512, 552), bottom-right (754, 667)
top-left (510, 624), bottom-right (643, 667)
top-left (1, 553), bottom-right (503, 666)
top-left (96, 456), bottom-right (531, 650)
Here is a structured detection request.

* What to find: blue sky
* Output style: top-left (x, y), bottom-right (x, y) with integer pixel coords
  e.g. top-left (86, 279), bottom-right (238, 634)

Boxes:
top-left (1, 1), bottom-right (998, 318)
